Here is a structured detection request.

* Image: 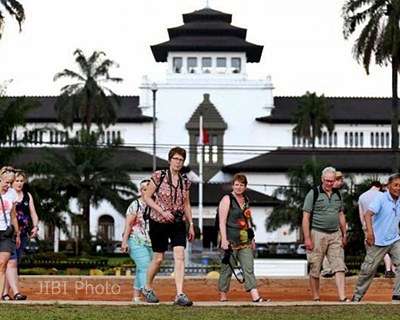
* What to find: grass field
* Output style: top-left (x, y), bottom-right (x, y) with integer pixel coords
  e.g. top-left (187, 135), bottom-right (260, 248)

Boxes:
top-left (1, 304), bottom-right (400, 320)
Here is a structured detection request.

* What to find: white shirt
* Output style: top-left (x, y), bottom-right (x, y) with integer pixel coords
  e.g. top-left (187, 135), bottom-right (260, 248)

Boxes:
top-left (0, 188), bottom-right (17, 230)
top-left (358, 187), bottom-right (381, 228)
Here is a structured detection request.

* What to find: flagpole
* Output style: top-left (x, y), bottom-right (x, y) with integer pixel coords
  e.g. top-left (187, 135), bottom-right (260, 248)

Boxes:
top-left (199, 115), bottom-right (204, 240)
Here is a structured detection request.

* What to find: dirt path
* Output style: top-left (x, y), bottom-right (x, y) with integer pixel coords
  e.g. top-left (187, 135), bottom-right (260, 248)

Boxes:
top-left (18, 276), bottom-right (395, 302)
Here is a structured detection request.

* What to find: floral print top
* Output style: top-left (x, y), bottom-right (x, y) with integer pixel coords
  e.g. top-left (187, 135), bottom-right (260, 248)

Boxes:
top-left (149, 170), bottom-right (191, 223)
top-left (126, 199), bottom-right (151, 246)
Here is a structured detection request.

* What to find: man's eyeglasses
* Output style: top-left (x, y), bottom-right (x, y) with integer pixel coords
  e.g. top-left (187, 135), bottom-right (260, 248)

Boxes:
top-left (323, 179), bottom-right (335, 183)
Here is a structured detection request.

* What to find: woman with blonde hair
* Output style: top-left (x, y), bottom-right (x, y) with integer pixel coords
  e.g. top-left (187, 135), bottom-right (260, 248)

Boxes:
top-left (2, 169), bottom-right (39, 301)
top-left (0, 167), bottom-right (19, 299)
top-left (121, 179), bottom-right (153, 302)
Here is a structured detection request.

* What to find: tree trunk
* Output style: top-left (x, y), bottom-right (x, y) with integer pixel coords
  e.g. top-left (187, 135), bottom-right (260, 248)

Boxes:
top-left (391, 58), bottom-right (399, 172)
top-left (82, 194), bottom-right (91, 244)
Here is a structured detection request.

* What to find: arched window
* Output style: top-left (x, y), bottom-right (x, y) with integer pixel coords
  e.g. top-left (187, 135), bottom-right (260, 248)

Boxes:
top-left (98, 215), bottom-right (115, 241)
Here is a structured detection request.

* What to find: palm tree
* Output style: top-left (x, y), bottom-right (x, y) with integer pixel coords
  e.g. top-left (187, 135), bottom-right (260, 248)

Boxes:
top-left (293, 91), bottom-right (334, 149)
top-left (26, 178), bottom-right (71, 237)
top-left (53, 49), bottom-right (122, 132)
top-left (30, 131), bottom-right (137, 244)
top-left (0, 0), bottom-right (24, 39)
top-left (343, 1), bottom-right (400, 171)
top-left (0, 85), bottom-right (38, 162)
top-left (266, 159), bottom-right (327, 235)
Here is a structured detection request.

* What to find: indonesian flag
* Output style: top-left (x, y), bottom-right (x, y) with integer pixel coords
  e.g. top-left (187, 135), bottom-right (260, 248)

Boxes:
top-left (199, 115), bottom-right (209, 145)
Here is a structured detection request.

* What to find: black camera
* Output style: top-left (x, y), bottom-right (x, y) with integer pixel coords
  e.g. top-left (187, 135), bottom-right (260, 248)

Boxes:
top-left (222, 248), bottom-right (232, 264)
top-left (173, 210), bottom-right (185, 223)
top-left (247, 228), bottom-right (255, 241)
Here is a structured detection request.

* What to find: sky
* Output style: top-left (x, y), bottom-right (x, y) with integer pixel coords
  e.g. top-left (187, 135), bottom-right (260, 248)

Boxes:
top-left (0, 0), bottom-right (394, 97)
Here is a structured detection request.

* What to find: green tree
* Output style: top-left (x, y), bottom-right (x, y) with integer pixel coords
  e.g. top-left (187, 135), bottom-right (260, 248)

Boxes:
top-left (266, 159), bottom-right (327, 234)
top-left (293, 91), bottom-right (334, 149)
top-left (343, 1), bottom-right (400, 171)
top-left (30, 132), bottom-right (137, 244)
top-left (53, 49), bottom-right (122, 133)
top-left (0, 0), bottom-right (24, 39)
top-left (0, 85), bottom-right (38, 162)
top-left (27, 177), bottom-right (71, 236)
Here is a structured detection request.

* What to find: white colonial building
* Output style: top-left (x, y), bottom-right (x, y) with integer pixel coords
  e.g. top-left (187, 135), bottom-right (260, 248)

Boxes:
top-left (6, 7), bottom-right (394, 249)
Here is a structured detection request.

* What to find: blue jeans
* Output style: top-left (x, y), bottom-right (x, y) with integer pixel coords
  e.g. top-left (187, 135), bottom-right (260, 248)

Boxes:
top-left (128, 238), bottom-right (153, 290)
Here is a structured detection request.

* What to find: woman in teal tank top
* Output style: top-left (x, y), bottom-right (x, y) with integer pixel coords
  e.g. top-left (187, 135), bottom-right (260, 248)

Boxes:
top-left (218, 173), bottom-right (264, 302)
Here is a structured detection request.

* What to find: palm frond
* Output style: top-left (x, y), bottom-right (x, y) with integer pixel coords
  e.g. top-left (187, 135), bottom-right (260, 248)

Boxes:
top-left (0, 0), bottom-right (24, 38)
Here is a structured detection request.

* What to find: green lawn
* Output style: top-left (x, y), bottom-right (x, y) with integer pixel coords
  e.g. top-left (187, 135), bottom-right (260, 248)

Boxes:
top-left (1, 305), bottom-right (400, 320)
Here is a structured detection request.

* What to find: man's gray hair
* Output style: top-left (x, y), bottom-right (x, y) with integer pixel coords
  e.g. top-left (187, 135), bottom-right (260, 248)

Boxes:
top-left (388, 173), bottom-right (400, 184)
top-left (321, 166), bottom-right (336, 178)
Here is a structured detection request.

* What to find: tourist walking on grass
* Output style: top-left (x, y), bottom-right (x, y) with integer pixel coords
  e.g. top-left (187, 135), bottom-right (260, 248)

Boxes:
top-left (2, 170), bottom-right (39, 301)
top-left (0, 167), bottom-right (19, 298)
top-left (142, 147), bottom-right (195, 306)
top-left (302, 166), bottom-right (348, 302)
top-left (121, 179), bottom-right (153, 303)
top-left (218, 173), bottom-right (264, 302)
top-left (352, 174), bottom-right (400, 302)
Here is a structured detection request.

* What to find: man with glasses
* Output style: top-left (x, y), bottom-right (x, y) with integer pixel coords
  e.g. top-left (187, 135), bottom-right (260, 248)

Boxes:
top-left (352, 174), bottom-right (400, 302)
top-left (302, 167), bottom-right (348, 302)
top-left (142, 147), bottom-right (195, 306)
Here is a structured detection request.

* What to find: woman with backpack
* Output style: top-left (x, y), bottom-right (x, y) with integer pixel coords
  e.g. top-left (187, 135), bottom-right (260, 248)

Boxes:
top-left (218, 173), bottom-right (264, 302)
top-left (121, 179), bottom-right (153, 303)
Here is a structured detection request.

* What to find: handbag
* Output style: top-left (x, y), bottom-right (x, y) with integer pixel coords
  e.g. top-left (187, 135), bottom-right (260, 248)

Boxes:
top-left (0, 194), bottom-right (15, 239)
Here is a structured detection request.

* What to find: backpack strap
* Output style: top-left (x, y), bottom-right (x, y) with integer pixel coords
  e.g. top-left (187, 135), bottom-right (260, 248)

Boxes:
top-left (332, 188), bottom-right (342, 201)
top-left (154, 169), bottom-right (167, 194)
top-left (309, 186), bottom-right (319, 231)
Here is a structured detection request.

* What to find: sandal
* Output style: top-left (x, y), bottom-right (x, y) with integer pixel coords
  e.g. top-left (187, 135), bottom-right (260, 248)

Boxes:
top-left (1, 294), bottom-right (12, 301)
top-left (252, 297), bottom-right (264, 302)
top-left (339, 297), bottom-right (350, 302)
top-left (13, 293), bottom-right (27, 301)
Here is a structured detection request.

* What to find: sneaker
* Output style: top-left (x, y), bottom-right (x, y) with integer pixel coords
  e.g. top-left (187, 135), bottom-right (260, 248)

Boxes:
top-left (173, 293), bottom-right (193, 307)
top-left (142, 288), bottom-right (159, 303)
top-left (385, 270), bottom-right (396, 278)
top-left (392, 295), bottom-right (400, 301)
top-left (351, 295), bottom-right (361, 303)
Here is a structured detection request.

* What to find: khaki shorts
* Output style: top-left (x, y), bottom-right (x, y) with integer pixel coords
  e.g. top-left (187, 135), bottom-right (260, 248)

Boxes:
top-left (307, 229), bottom-right (346, 278)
